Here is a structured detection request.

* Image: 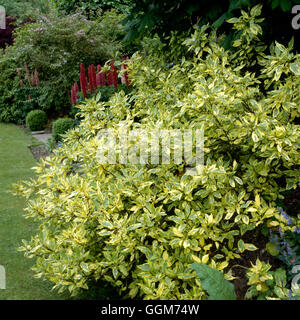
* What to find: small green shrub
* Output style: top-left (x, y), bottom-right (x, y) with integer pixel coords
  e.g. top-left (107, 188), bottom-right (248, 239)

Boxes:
top-left (25, 110), bottom-right (48, 131)
top-left (52, 118), bottom-right (75, 142)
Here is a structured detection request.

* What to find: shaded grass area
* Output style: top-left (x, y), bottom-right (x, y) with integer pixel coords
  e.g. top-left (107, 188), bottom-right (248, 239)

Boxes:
top-left (0, 123), bottom-right (71, 300)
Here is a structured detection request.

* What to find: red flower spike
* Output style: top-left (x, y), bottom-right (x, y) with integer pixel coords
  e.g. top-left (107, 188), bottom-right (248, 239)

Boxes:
top-left (99, 70), bottom-right (106, 86)
top-left (90, 64), bottom-right (96, 90)
top-left (96, 65), bottom-right (105, 86)
top-left (34, 70), bottom-right (40, 88)
top-left (74, 82), bottom-right (79, 94)
top-left (71, 86), bottom-right (75, 105)
top-left (96, 73), bottom-right (101, 87)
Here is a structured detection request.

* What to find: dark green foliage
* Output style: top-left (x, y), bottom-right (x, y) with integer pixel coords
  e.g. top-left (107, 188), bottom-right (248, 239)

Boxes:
top-left (0, 0), bottom-right (54, 22)
top-left (122, 0), bottom-right (300, 52)
top-left (52, 118), bottom-right (75, 142)
top-left (268, 0), bottom-right (296, 11)
top-left (12, 88), bottom-right (41, 124)
top-left (53, 0), bottom-right (134, 18)
top-left (76, 279), bottom-right (121, 300)
top-left (26, 109), bottom-right (47, 131)
top-left (191, 263), bottom-right (237, 300)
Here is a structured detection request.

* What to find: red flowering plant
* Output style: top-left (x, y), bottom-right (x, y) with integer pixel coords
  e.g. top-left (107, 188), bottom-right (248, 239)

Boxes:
top-left (70, 58), bottom-right (131, 119)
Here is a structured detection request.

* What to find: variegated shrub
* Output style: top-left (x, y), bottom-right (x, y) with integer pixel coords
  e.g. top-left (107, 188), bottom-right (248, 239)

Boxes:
top-left (14, 5), bottom-right (300, 299)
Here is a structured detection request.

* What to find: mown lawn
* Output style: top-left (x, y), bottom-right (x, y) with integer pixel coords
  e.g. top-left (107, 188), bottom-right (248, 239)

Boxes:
top-left (0, 123), bottom-right (71, 300)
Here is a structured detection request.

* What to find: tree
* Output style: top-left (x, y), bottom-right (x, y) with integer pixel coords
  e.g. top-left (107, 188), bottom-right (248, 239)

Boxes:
top-left (52, 0), bottom-right (134, 18)
top-left (122, 0), bottom-right (300, 52)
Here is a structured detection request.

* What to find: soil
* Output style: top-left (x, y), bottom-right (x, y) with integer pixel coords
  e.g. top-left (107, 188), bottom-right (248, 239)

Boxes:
top-left (283, 188), bottom-right (300, 217)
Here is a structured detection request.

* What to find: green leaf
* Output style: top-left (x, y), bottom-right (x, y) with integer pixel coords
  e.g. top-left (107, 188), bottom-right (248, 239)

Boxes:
top-left (238, 239), bottom-right (245, 253)
top-left (252, 132), bottom-right (259, 142)
top-left (138, 264), bottom-right (151, 271)
top-left (191, 263), bottom-right (236, 300)
top-left (234, 176), bottom-right (243, 185)
top-left (128, 223), bottom-right (142, 231)
top-left (80, 263), bottom-right (89, 273)
top-left (279, 0), bottom-right (292, 12)
top-left (101, 221), bottom-right (114, 229)
top-left (290, 62), bottom-right (300, 76)
top-left (261, 224), bottom-right (269, 237)
top-left (112, 267), bottom-right (119, 279)
top-left (229, 178), bottom-right (236, 187)
top-left (244, 243), bottom-right (258, 251)
top-left (271, 0), bottom-right (280, 9)
top-left (242, 215), bottom-right (249, 224)
top-left (266, 242), bottom-right (280, 256)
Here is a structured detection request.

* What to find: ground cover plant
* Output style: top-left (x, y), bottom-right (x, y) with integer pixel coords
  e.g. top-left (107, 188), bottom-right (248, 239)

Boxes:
top-left (14, 5), bottom-right (300, 299)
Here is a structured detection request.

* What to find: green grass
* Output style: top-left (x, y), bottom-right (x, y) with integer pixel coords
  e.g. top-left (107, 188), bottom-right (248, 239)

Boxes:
top-left (0, 123), bottom-right (71, 300)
